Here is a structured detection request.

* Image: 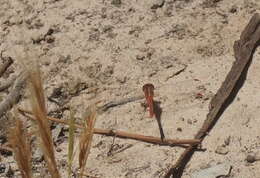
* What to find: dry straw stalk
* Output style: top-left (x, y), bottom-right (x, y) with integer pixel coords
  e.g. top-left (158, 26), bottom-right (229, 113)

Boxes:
top-left (78, 105), bottom-right (97, 177)
top-left (27, 64), bottom-right (60, 178)
top-left (8, 117), bottom-right (32, 178)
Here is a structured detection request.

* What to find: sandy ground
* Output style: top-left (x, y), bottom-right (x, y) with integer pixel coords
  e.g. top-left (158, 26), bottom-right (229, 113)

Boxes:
top-left (0, 0), bottom-right (260, 177)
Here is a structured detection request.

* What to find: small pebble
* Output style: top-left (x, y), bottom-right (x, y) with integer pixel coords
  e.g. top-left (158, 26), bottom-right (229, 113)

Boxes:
top-left (180, 117), bottom-right (185, 121)
top-left (116, 75), bottom-right (127, 83)
top-left (111, 0), bottom-right (121, 6)
top-left (229, 5), bottom-right (237, 13)
top-left (5, 166), bottom-right (14, 178)
top-left (246, 154), bottom-right (256, 163)
top-left (56, 147), bottom-right (62, 152)
top-left (224, 136), bottom-right (231, 146)
top-left (45, 35), bottom-right (55, 43)
top-left (59, 159), bottom-right (67, 167)
top-left (215, 145), bottom-right (229, 155)
top-left (33, 148), bottom-right (44, 163)
top-left (0, 163), bottom-right (6, 173)
top-left (177, 127), bottom-right (182, 132)
top-left (136, 54), bottom-right (145, 61)
top-left (151, 0), bottom-right (165, 9)
top-left (246, 152), bottom-right (260, 163)
top-left (187, 119), bottom-right (193, 125)
top-left (145, 39), bottom-right (152, 44)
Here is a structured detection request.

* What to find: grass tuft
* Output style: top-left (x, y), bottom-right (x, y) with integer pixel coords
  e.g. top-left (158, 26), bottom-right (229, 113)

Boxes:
top-left (68, 107), bottom-right (76, 178)
top-left (8, 114), bottom-right (32, 178)
top-left (78, 104), bottom-right (97, 178)
top-left (27, 63), bottom-right (60, 178)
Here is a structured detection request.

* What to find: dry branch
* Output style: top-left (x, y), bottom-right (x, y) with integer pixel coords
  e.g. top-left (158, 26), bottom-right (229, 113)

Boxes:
top-left (0, 75), bottom-right (17, 91)
top-left (0, 55), bottom-right (13, 77)
top-left (0, 73), bottom-right (26, 118)
top-left (165, 13), bottom-right (260, 177)
top-left (18, 108), bottom-right (201, 146)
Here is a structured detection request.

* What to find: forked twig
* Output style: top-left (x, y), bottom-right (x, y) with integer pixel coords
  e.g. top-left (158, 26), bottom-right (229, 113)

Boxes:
top-left (18, 108), bottom-right (201, 146)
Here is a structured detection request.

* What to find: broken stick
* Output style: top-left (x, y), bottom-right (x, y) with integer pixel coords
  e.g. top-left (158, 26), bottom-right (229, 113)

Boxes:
top-left (18, 108), bottom-right (201, 146)
top-left (165, 13), bottom-right (260, 177)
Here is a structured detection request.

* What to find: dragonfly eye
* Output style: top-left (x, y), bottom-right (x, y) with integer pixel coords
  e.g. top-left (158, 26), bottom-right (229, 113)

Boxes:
top-left (142, 83), bottom-right (154, 93)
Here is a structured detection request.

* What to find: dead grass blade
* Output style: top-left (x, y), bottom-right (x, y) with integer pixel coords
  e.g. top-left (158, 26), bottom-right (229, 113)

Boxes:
top-left (68, 107), bottom-right (76, 178)
top-left (8, 117), bottom-right (32, 178)
top-left (79, 104), bottom-right (97, 178)
top-left (27, 64), bottom-right (60, 178)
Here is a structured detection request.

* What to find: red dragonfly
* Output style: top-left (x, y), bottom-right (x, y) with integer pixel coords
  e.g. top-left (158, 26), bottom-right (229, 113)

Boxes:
top-left (142, 83), bottom-right (155, 118)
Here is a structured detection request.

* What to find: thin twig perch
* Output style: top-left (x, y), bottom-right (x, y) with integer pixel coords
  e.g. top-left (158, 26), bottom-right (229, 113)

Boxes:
top-left (18, 108), bottom-right (201, 146)
top-left (165, 13), bottom-right (260, 177)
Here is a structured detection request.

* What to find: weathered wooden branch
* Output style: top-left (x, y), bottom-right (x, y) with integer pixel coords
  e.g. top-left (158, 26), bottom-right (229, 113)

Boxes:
top-left (0, 55), bottom-right (13, 77)
top-left (18, 108), bottom-right (201, 146)
top-left (0, 75), bottom-right (17, 92)
top-left (165, 13), bottom-right (260, 177)
top-left (0, 73), bottom-right (26, 118)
